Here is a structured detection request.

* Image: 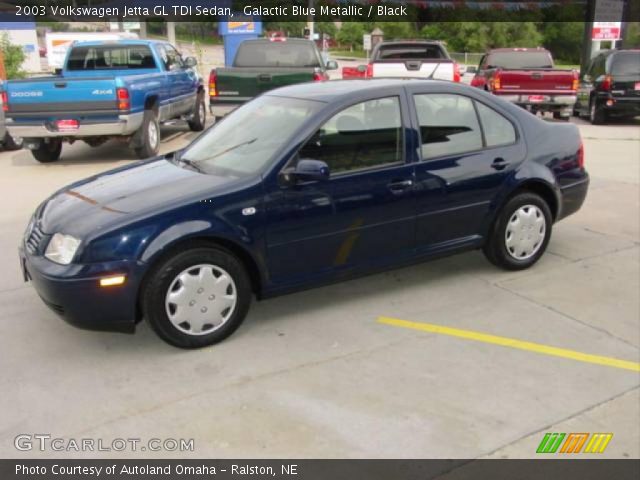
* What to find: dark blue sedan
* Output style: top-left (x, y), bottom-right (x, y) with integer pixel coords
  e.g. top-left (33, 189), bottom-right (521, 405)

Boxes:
top-left (19, 79), bottom-right (589, 348)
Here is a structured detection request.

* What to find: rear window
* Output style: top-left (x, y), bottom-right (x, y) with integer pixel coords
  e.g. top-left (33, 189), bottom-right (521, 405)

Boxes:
top-left (610, 52), bottom-right (640, 76)
top-left (67, 45), bottom-right (155, 70)
top-left (376, 44), bottom-right (447, 60)
top-left (234, 42), bottom-right (321, 68)
top-left (487, 51), bottom-right (553, 69)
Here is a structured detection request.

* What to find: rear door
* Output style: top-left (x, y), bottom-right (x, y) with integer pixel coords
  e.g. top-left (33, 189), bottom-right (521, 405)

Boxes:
top-left (609, 51), bottom-right (640, 99)
top-left (407, 89), bottom-right (526, 248)
top-left (264, 92), bottom-right (417, 285)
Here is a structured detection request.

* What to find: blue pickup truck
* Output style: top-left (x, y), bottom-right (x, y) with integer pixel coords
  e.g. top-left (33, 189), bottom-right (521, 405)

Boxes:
top-left (1, 39), bottom-right (205, 162)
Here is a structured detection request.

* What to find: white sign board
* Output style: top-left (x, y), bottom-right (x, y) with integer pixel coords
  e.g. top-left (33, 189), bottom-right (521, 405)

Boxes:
top-left (363, 34), bottom-right (372, 51)
top-left (592, 21), bottom-right (622, 40)
top-left (594, 0), bottom-right (624, 22)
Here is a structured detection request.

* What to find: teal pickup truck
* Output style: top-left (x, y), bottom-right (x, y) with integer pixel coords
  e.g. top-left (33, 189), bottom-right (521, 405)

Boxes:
top-left (2, 39), bottom-right (205, 162)
top-left (209, 38), bottom-right (338, 119)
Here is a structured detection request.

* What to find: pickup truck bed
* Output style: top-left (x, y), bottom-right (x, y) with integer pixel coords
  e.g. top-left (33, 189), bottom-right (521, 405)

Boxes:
top-left (2, 39), bottom-right (205, 162)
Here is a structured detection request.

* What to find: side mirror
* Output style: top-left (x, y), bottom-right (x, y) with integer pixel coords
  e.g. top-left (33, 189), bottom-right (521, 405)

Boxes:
top-left (466, 66), bottom-right (477, 74)
top-left (184, 56), bottom-right (197, 68)
top-left (357, 64), bottom-right (367, 73)
top-left (326, 60), bottom-right (338, 71)
top-left (281, 159), bottom-right (330, 184)
top-left (54, 68), bottom-right (62, 76)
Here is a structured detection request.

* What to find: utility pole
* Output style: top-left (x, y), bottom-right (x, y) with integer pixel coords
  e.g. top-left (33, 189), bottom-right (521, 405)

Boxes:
top-left (580, 0), bottom-right (596, 76)
top-left (167, 22), bottom-right (176, 46)
top-left (307, 0), bottom-right (314, 42)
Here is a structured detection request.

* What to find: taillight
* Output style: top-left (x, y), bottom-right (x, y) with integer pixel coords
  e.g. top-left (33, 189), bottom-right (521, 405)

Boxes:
top-left (313, 71), bottom-right (326, 82)
top-left (571, 70), bottom-right (579, 92)
top-left (492, 72), bottom-right (501, 91)
top-left (600, 74), bottom-right (612, 91)
top-left (116, 88), bottom-right (130, 111)
top-left (209, 69), bottom-right (218, 97)
top-left (1, 91), bottom-right (8, 112)
top-left (366, 63), bottom-right (374, 78)
top-left (470, 76), bottom-right (484, 88)
top-left (453, 63), bottom-right (461, 83)
top-left (577, 142), bottom-right (584, 169)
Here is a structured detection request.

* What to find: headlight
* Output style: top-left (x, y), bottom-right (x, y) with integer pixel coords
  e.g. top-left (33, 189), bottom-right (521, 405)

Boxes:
top-left (45, 233), bottom-right (81, 265)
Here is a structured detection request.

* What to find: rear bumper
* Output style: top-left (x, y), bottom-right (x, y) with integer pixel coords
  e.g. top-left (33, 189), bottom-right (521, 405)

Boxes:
top-left (602, 96), bottom-right (640, 116)
top-left (496, 93), bottom-right (577, 110)
top-left (5, 112), bottom-right (144, 138)
top-left (209, 98), bottom-right (244, 118)
top-left (558, 176), bottom-right (589, 221)
top-left (19, 246), bottom-right (139, 334)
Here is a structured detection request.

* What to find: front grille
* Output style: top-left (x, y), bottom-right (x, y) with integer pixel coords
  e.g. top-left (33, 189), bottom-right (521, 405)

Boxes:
top-left (25, 224), bottom-right (45, 255)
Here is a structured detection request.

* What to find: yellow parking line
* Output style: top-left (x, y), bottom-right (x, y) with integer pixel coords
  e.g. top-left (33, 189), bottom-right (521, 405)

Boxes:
top-left (377, 316), bottom-right (640, 372)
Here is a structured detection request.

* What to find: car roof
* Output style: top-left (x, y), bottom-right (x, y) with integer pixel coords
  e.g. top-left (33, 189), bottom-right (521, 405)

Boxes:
top-left (377, 40), bottom-right (444, 45)
top-left (243, 38), bottom-right (314, 44)
top-left (72, 39), bottom-right (163, 47)
top-left (488, 47), bottom-right (549, 53)
top-left (266, 78), bottom-right (471, 103)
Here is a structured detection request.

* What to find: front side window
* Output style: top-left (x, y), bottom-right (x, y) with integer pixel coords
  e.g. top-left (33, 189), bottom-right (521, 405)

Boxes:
top-left (298, 97), bottom-right (403, 174)
top-left (475, 102), bottom-right (516, 147)
top-left (414, 94), bottom-right (483, 160)
top-left (160, 45), bottom-right (184, 70)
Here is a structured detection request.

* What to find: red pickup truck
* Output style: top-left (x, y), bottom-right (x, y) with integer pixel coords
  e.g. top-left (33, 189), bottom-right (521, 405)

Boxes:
top-left (471, 48), bottom-right (579, 120)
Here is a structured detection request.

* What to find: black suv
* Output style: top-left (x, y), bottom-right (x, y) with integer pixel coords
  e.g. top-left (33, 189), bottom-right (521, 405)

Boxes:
top-left (574, 49), bottom-right (640, 124)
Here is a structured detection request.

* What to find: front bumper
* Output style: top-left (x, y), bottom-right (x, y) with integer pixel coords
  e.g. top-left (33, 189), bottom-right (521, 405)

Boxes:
top-left (19, 246), bottom-right (139, 334)
top-left (5, 112), bottom-right (144, 138)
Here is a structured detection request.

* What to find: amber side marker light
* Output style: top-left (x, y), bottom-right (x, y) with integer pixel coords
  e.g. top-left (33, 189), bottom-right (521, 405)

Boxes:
top-left (100, 275), bottom-right (126, 287)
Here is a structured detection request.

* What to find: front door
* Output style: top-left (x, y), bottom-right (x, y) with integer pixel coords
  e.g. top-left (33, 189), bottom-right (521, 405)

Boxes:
top-left (264, 94), bottom-right (416, 286)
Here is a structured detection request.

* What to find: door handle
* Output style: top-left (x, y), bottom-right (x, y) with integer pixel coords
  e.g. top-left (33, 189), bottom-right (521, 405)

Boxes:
top-left (258, 74), bottom-right (272, 81)
top-left (388, 179), bottom-right (413, 192)
top-left (491, 158), bottom-right (509, 171)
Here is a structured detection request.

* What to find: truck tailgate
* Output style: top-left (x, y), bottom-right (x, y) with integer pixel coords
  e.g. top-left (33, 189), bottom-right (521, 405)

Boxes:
top-left (372, 61), bottom-right (454, 81)
top-left (216, 68), bottom-right (316, 100)
top-left (497, 69), bottom-right (576, 94)
top-left (5, 77), bottom-right (118, 117)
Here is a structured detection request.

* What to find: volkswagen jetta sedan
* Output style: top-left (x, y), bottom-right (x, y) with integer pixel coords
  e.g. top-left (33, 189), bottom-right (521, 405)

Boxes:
top-left (19, 79), bottom-right (589, 348)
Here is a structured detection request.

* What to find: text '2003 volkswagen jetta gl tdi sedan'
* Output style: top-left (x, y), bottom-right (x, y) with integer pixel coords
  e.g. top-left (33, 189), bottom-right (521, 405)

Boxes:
top-left (19, 80), bottom-right (589, 349)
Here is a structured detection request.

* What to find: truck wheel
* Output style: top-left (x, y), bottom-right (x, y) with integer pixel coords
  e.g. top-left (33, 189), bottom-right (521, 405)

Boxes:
top-left (31, 139), bottom-right (62, 163)
top-left (2, 133), bottom-right (23, 151)
top-left (142, 246), bottom-right (252, 349)
top-left (483, 192), bottom-right (552, 271)
top-left (553, 112), bottom-right (569, 122)
top-left (590, 99), bottom-right (606, 125)
top-left (188, 94), bottom-right (206, 132)
top-left (134, 111), bottom-right (160, 159)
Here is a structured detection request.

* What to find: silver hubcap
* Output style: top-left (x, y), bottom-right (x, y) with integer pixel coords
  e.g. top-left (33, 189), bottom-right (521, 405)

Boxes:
top-left (165, 264), bottom-right (237, 336)
top-left (505, 205), bottom-right (546, 260)
top-left (148, 121), bottom-right (159, 150)
top-left (198, 103), bottom-right (205, 121)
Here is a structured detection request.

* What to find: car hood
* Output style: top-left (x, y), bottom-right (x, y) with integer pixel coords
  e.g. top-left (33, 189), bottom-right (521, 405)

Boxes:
top-left (39, 157), bottom-right (243, 238)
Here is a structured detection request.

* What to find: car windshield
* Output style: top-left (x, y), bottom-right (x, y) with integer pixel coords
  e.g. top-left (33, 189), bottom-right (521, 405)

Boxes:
top-left (177, 95), bottom-right (323, 176)
top-left (234, 42), bottom-right (321, 68)
top-left (488, 52), bottom-right (552, 69)
top-left (610, 52), bottom-right (640, 76)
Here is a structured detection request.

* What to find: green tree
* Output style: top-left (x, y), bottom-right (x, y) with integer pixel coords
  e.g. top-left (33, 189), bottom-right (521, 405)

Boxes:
top-left (1, 34), bottom-right (27, 79)
top-left (315, 22), bottom-right (337, 39)
top-left (373, 22), bottom-right (417, 40)
top-left (336, 22), bottom-right (366, 51)
top-left (542, 23), bottom-right (584, 64)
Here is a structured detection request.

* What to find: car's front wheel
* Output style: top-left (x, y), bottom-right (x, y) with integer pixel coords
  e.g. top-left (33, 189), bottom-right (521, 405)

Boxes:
top-left (483, 192), bottom-right (552, 270)
top-left (142, 246), bottom-right (252, 349)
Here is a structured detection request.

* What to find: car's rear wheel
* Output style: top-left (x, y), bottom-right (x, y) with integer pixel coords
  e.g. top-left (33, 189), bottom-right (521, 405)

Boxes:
top-left (134, 110), bottom-right (160, 159)
top-left (188, 93), bottom-right (206, 132)
top-left (553, 112), bottom-right (569, 121)
top-left (483, 192), bottom-right (552, 270)
top-left (590, 98), bottom-right (606, 125)
top-left (142, 246), bottom-right (251, 349)
top-left (2, 132), bottom-right (23, 151)
top-left (31, 138), bottom-right (62, 163)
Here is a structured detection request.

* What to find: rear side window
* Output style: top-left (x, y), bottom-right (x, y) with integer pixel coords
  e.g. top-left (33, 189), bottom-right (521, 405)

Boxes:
top-left (414, 94), bottom-right (483, 160)
top-left (298, 97), bottom-right (403, 174)
top-left (66, 45), bottom-right (155, 70)
top-left (610, 52), bottom-right (640, 76)
top-left (376, 44), bottom-right (447, 60)
top-left (234, 42), bottom-right (321, 68)
top-left (475, 102), bottom-right (516, 147)
top-left (487, 51), bottom-right (553, 69)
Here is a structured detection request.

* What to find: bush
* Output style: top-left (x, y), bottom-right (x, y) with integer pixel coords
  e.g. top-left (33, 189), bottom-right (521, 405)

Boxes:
top-left (1, 34), bottom-right (27, 79)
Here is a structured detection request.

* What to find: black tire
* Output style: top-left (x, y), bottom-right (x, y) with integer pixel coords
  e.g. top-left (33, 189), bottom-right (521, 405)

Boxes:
top-left (2, 132), bottom-right (23, 151)
top-left (188, 93), bottom-right (206, 132)
top-left (589, 98), bottom-right (606, 125)
top-left (142, 246), bottom-right (252, 349)
top-left (134, 110), bottom-right (160, 159)
top-left (31, 139), bottom-right (62, 163)
top-left (483, 192), bottom-right (552, 271)
top-left (553, 112), bottom-right (569, 122)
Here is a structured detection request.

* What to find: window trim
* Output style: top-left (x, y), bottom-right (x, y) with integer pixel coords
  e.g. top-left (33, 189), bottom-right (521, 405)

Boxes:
top-left (282, 95), bottom-right (407, 179)
top-left (411, 92), bottom-right (519, 163)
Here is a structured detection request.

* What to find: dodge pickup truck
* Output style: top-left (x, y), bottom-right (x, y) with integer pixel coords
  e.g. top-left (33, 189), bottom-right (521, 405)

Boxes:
top-left (1, 39), bottom-right (205, 162)
top-left (470, 48), bottom-right (578, 120)
top-left (209, 38), bottom-right (338, 119)
top-left (362, 40), bottom-right (461, 82)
